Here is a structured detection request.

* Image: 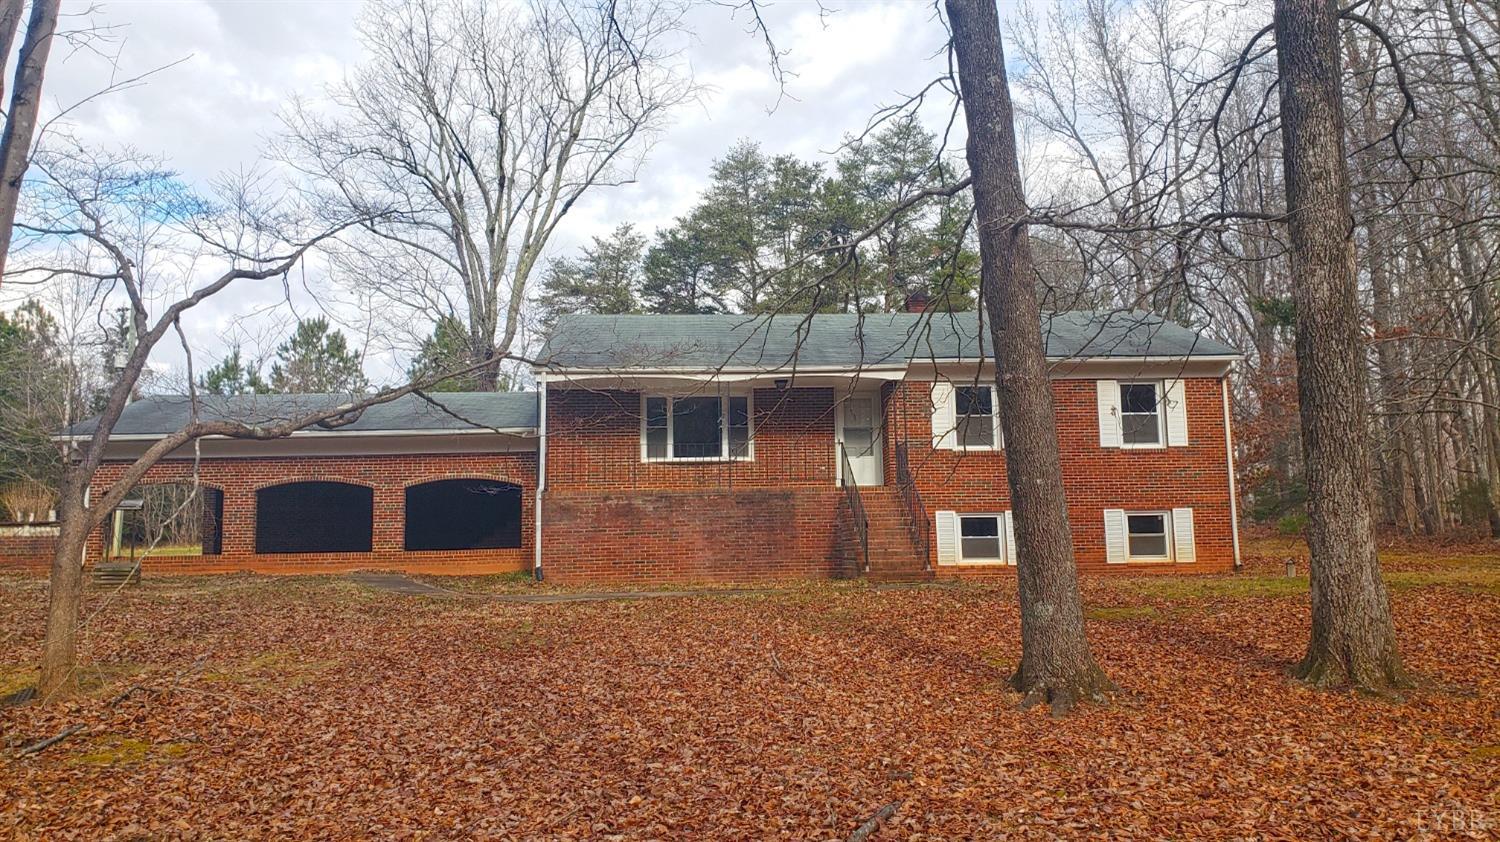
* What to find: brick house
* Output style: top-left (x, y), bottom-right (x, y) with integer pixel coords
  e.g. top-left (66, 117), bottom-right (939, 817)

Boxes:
top-left (29, 309), bottom-right (1241, 584)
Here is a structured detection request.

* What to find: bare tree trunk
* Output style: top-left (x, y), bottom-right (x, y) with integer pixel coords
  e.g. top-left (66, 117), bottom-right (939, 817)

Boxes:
top-left (0, 0), bottom-right (24, 104)
top-left (1276, 0), bottom-right (1408, 694)
top-left (946, 0), bottom-right (1113, 716)
top-left (38, 469), bottom-right (89, 697)
top-left (0, 0), bottom-right (59, 283)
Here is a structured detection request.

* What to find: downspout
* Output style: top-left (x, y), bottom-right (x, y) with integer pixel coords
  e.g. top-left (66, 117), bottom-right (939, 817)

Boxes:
top-left (1222, 373), bottom-right (1242, 571)
top-left (533, 374), bottom-right (547, 581)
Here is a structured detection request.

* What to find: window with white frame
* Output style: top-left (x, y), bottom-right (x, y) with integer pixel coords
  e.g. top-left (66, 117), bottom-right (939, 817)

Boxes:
top-left (959, 514), bottom-right (1004, 561)
top-left (1119, 381), bottom-right (1163, 446)
top-left (955, 385), bottom-right (997, 448)
top-left (642, 394), bottom-right (752, 461)
top-left (1126, 512), bottom-right (1171, 559)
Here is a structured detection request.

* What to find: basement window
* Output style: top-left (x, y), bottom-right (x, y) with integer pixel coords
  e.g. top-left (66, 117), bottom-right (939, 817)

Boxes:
top-left (642, 394), bottom-right (753, 462)
top-left (255, 481), bottom-right (372, 554)
top-left (958, 514), bottom-right (1004, 562)
top-left (109, 483), bottom-right (222, 558)
top-left (1126, 512), bottom-right (1170, 559)
top-left (404, 479), bottom-right (522, 551)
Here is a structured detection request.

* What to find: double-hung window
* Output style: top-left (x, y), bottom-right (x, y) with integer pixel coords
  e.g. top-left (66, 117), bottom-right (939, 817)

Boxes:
top-left (1126, 512), bottom-right (1170, 559)
top-left (642, 394), bottom-right (753, 461)
top-left (955, 385), bottom-right (998, 449)
top-left (1119, 381), bottom-right (1163, 446)
top-left (959, 514), bottom-right (1004, 562)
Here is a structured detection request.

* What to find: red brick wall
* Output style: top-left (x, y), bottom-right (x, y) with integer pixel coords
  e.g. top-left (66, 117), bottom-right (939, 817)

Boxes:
top-left (86, 452), bottom-right (536, 575)
top-left (541, 488), bottom-right (848, 584)
top-left (0, 525), bottom-right (59, 570)
top-left (541, 377), bottom-right (1236, 583)
top-left (885, 377), bottom-right (1236, 574)
top-left (545, 388), bottom-right (837, 491)
top-left (541, 387), bottom-right (849, 583)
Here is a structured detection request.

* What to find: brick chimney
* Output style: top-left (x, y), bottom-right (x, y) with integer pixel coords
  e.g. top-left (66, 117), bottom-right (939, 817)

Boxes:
top-left (903, 290), bottom-right (930, 313)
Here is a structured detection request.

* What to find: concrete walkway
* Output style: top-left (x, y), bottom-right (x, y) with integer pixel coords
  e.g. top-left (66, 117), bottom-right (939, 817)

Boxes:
top-left (346, 571), bottom-right (947, 603)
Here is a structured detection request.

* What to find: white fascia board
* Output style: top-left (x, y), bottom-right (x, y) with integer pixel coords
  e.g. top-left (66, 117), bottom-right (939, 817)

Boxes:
top-left (907, 356), bottom-right (1236, 381)
top-left (52, 426), bottom-right (538, 444)
top-left (543, 367), bottom-right (910, 391)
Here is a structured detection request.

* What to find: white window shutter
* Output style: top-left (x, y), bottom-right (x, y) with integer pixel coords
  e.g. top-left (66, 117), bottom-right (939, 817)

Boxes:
top-left (930, 382), bottom-right (957, 450)
top-left (1164, 379), bottom-right (1189, 446)
top-left (1003, 511), bottom-right (1017, 564)
top-left (990, 386), bottom-right (1004, 448)
top-left (1103, 509), bottom-right (1128, 564)
top-left (935, 510), bottom-right (958, 564)
top-left (1096, 380), bottom-right (1121, 448)
top-left (1171, 507), bottom-right (1196, 562)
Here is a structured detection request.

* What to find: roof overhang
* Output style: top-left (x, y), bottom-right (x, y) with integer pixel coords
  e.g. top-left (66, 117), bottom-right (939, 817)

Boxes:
top-left (537, 365), bottom-right (912, 391)
top-left (540, 354), bottom-right (1242, 388)
top-left (74, 428), bottom-right (539, 462)
top-left (52, 426), bottom-right (538, 444)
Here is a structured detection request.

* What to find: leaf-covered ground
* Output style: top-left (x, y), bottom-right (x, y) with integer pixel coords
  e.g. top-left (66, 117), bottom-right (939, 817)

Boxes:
top-left (2, 538), bottom-right (1496, 840)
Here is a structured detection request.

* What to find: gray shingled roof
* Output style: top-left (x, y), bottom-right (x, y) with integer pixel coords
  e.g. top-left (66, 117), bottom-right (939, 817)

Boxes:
top-left (538, 311), bottom-right (1239, 371)
top-left (64, 392), bottom-right (539, 438)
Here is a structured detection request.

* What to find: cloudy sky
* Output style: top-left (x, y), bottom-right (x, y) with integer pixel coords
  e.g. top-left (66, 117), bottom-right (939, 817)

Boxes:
top-left (18, 0), bottom-right (980, 383)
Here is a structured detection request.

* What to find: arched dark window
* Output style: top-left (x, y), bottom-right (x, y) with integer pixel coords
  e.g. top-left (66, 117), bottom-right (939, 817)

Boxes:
top-left (255, 481), bottom-right (372, 554)
top-left (404, 479), bottom-right (522, 551)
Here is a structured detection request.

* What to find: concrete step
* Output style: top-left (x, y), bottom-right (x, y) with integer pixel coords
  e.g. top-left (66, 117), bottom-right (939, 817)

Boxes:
top-left (91, 562), bottom-right (141, 586)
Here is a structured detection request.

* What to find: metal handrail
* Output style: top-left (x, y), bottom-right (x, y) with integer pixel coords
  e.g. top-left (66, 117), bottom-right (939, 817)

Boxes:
top-left (839, 444), bottom-right (870, 574)
top-left (894, 442), bottom-right (931, 571)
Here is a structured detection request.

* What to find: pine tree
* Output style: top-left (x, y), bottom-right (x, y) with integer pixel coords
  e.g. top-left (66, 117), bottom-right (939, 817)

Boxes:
top-left (409, 314), bottom-right (483, 391)
top-left (198, 346), bottom-right (267, 396)
top-left (267, 318), bottom-right (367, 394)
top-left (536, 224), bottom-right (645, 329)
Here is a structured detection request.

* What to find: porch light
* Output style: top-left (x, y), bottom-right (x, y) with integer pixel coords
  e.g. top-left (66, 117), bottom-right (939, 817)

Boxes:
top-left (774, 378), bottom-right (789, 391)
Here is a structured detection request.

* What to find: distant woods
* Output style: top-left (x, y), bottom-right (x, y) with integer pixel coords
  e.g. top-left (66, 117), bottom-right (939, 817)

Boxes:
top-left (536, 122), bottom-right (980, 324)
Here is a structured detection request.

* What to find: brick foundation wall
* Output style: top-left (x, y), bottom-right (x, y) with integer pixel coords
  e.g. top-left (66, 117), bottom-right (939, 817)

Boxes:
top-left (541, 488), bottom-right (847, 584)
top-left (0, 525), bottom-right (59, 570)
top-left (885, 377), bottom-right (1237, 575)
top-left (86, 451), bottom-right (537, 575)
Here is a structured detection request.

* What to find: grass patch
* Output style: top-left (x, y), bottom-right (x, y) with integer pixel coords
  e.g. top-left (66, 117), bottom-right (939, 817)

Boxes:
top-left (201, 650), bottom-right (336, 689)
top-left (1468, 745), bottom-right (1500, 763)
top-left (1386, 566), bottom-right (1500, 596)
top-left (1122, 574), bottom-right (1309, 601)
top-left (0, 662), bottom-right (38, 697)
top-left (72, 735), bottom-right (194, 766)
top-left (1085, 605), bottom-right (1161, 621)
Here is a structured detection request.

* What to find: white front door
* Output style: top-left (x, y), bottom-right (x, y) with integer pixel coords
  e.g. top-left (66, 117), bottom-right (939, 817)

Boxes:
top-left (840, 394), bottom-right (883, 486)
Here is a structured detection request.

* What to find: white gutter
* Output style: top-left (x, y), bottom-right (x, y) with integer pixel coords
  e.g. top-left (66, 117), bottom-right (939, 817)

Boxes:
top-left (533, 375), bottom-right (547, 580)
top-left (1222, 375), bottom-right (1242, 570)
top-left (51, 427), bottom-right (538, 444)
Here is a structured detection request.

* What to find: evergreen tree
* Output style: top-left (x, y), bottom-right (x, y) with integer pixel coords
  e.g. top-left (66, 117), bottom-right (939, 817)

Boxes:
top-left (536, 224), bottom-right (645, 329)
top-left (198, 346), bottom-right (268, 396)
top-left (642, 224), bottom-right (726, 314)
top-left (0, 301), bottom-right (73, 495)
top-left (409, 314), bottom-right (484, 391)
top-left (267, 318), bottom-right (367, 394)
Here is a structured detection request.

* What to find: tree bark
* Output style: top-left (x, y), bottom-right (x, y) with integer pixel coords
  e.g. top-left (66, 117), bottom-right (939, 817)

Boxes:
top-left (38, 469), bottom-right (89, 697)
top-left (0, 0), bottom-right (24, 105)
top-left (0, 0), bottom-right (60, 284)
top-left (946, 0), bottom-right (1113, 715)
top-left (1275, 0), bottom-right (1408, 695)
